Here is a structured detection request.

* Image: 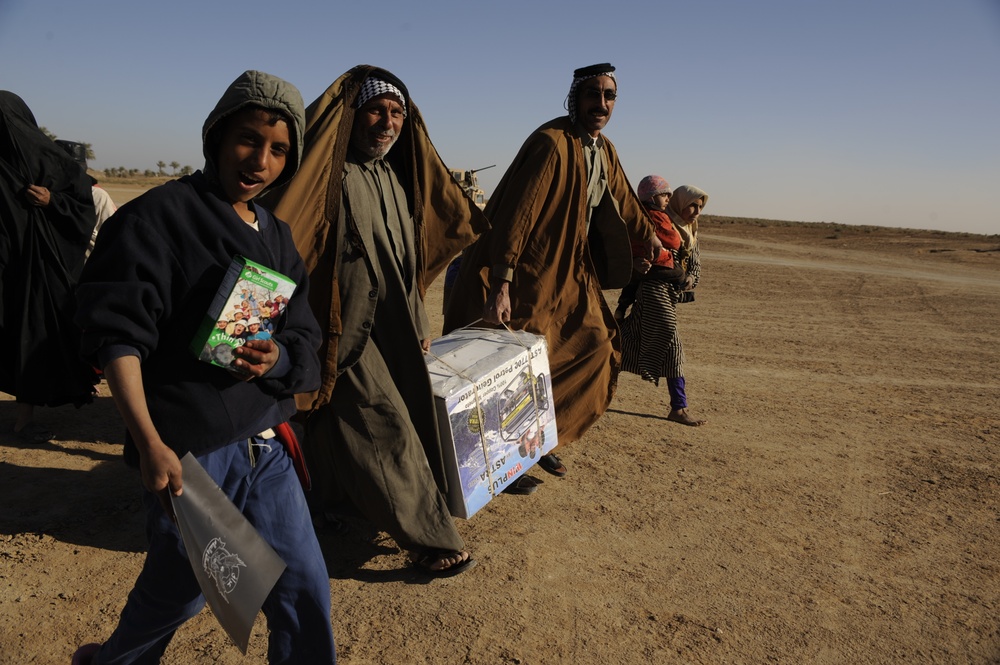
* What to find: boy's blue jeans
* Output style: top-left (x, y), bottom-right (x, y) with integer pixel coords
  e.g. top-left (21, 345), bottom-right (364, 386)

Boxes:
top-left (94, 437), bottom-right (336, 664)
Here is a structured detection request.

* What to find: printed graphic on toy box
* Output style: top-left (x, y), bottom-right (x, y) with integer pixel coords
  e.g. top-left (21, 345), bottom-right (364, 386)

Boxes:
top-left (428, 330), bottom-right (558, 518)
top-left (190, 257), bottom-right (296, 371)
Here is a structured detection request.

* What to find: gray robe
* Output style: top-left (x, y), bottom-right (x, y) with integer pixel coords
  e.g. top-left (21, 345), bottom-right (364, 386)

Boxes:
top-left (305, 150), bottom-right (463, 553)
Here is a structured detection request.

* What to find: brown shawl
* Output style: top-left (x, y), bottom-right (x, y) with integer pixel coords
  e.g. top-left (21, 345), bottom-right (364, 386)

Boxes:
top-left (263, 65), bottom-right (489, 410)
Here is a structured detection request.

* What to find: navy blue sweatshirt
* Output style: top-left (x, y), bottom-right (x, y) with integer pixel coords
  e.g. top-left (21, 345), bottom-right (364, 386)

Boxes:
top-left (76, 171), bottom-right (321, 462)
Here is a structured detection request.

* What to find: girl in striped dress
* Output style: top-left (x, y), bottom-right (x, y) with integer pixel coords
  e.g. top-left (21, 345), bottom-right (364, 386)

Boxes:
top-left (620, 179), bottom-right (708, 426)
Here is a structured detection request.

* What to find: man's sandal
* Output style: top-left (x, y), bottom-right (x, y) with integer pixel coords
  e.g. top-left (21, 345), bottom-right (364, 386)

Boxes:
top-left (503, 475), bottom-right (540, 495)
top-left (538, 453), bottom-right (567, 477)
top-left (412, 549), bottom-right (476, 578)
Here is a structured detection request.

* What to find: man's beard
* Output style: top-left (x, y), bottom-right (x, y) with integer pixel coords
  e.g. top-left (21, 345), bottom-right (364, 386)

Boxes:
top-left (360, 129), bottom-right (398, 159)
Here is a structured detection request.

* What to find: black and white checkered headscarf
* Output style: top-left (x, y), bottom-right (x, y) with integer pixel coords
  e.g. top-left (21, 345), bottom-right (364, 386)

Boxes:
top-left (566, 67), bottom-right (616, 124)
top-left (354, 77), bottom-right (407, 117)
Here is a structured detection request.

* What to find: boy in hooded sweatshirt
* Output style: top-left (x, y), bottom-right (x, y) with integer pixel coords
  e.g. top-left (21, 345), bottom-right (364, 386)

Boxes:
top-left (72, 71), bottom-right (336, 664)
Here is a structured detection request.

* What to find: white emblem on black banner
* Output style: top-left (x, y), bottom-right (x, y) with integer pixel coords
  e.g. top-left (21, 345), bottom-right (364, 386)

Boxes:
top-left (172, 453), bottom-right (287, 653)
top-left (203, 537), bottom-right (246, 601)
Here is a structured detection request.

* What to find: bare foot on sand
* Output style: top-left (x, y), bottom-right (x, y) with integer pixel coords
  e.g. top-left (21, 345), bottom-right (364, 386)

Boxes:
top-left (667, 408), bottom-right (706, 427)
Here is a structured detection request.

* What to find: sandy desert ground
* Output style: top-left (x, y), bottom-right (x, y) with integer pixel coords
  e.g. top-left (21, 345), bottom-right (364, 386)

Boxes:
top-left (1, 197), bottom-right (998, 664)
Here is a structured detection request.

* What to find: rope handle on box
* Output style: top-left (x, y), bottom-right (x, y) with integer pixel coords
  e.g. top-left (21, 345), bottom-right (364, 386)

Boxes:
top-left (451, 319), bottom-right (548, 464)
top-left (497, 321), bottom-right (548, 459)
top-left (427, 345), bottom-right (495, 497)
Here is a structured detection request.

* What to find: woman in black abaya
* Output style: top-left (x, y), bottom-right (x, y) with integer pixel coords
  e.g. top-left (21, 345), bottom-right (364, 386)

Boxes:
top-left (0, 91), bottom-right (98, 441)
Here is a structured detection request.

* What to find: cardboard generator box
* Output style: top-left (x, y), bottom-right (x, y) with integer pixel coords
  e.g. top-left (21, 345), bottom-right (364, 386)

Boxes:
top-left (425, 328), bottom-right (558, 518)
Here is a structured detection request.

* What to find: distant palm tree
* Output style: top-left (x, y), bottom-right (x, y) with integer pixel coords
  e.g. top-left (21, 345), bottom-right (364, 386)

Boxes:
top-left (156, 161), bottom-right (166, 176)
top-left (170, 161), bottom-right (180, 175)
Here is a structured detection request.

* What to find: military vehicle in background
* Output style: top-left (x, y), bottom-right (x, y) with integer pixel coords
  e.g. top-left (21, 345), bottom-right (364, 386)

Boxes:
top-left (449, 164), bottom-right (494, 210)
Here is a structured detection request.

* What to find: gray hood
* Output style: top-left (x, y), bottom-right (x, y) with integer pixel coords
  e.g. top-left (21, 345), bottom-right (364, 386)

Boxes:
top-left (202, 70), bottom-right (305, 192)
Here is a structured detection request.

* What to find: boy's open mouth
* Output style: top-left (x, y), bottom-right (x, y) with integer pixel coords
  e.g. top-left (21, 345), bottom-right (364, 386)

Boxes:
top-left (240, 172), bottom-right (264, 187)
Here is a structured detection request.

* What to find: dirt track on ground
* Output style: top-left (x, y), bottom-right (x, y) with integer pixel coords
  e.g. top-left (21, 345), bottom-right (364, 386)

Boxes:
top-left (2, 216), bottom-right (998, 664)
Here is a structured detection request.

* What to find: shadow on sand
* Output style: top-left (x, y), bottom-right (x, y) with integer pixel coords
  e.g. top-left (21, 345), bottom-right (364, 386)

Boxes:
top-left (0, 395), bottom-right (147, 553)
top-left (0, 396), bottom-right (433, 580)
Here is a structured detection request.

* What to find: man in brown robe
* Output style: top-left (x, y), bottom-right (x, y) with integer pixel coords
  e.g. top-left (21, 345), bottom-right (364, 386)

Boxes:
top-left (265, 66), bottom-right (488, 576)
top-left (444, 64), bottom-right (659, 489)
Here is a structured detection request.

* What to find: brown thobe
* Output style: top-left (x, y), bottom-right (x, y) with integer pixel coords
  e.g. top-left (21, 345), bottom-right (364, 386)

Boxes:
top-left (444, 117), bottom-right (655, 445)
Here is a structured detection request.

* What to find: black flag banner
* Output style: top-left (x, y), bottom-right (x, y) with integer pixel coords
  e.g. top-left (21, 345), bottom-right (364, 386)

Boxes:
top-left (171, 453), bottom-right (287, 653)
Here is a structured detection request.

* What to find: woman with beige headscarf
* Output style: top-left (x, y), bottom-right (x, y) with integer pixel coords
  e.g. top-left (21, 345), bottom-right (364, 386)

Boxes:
top-left (620, 184), bottom-right (708, 426)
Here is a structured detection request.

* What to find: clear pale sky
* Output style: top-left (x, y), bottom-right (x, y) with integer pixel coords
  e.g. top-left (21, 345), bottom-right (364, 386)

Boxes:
top-left (2, 0), bottom-right (998, 234)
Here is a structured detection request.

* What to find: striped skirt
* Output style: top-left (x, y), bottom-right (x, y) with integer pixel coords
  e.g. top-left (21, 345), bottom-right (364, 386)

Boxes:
top-left (619, 279), bottom-right (684, 385)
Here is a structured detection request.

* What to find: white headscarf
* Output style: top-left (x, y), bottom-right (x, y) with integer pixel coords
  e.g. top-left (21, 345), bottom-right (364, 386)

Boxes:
top-left (354, 77), bottom-right (407, 117)
top-left (667, 185), bottom-right (708, 251)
